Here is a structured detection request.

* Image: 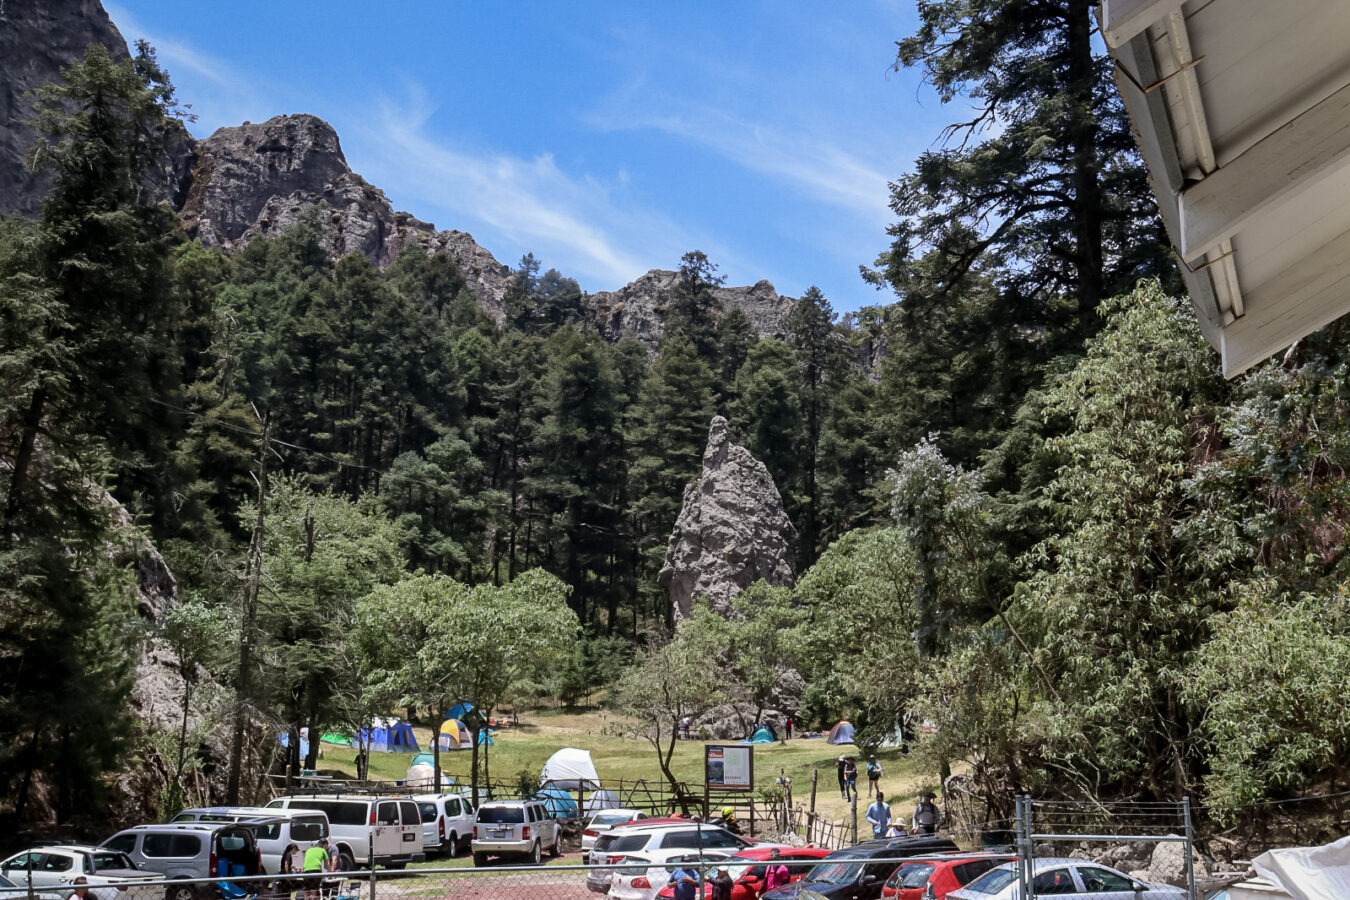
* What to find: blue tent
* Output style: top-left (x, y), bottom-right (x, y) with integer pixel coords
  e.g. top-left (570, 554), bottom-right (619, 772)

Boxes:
top-left (537, 786), bottom-right (579, 818)
top-left (356, 718), bottom-right (420, 753)
top-left (446, 702), bottom-right (475, 721)
top-left (478, 730), bottom-right (494, 746)
top-left (747, 726), bottom-right (774, 744)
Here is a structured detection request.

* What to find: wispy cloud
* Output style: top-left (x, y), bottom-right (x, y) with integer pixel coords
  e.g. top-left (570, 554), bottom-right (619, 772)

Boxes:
top-left (344, 89), bottom-right (722, 289)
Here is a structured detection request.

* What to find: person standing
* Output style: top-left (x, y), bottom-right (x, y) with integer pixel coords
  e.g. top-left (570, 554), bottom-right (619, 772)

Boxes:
top-left (842, 757), bottom-right (858, 799)
top-left (912, 792), bottom-right (944, 835)
top-left (302, 839), bottom-right (330, 900)
top-left (865, 791), bottom-right (892, 838)
top-left (784, 716), bottom-right (793, 740)
top-left (866, 755), bottom-right (883, 797)
top-left (835, 756), bottom-right (848, 799)
top-left (276, 842), bottom-right (301, 899)
top-left (667, 862), bottom-right (703, 900)
top-left (710, 866), bottom-right (735, 900)
top-left (764, 849), bottom-right (790, 893)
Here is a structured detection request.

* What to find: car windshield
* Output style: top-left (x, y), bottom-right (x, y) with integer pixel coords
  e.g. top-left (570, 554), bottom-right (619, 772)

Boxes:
top-left (478, 807), bottom-right (525, 824)
top-left (723, 854), bottom-right (762, 881)
top-left (803, 856), bottom-right (865, 885)
top-left (962, 867), bottom-right (1016, 894)
top-left (591, 812), bottom-right (637, 827)
top-left (888, 863), bottom-right (935, 888)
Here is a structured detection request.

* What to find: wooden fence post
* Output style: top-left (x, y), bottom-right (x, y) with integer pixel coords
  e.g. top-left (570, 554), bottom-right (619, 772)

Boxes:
top-left (808, 769), bottom-right (818, 844)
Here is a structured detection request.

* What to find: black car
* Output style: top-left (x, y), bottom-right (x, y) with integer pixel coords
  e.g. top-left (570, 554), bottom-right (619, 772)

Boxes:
top-left (760, 836), bottom-right (960, 900)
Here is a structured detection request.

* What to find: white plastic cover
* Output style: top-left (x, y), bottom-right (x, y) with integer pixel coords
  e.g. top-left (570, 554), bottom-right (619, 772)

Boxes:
top-left (540, 747), bottom-right (600, 790)
top-left (1252, 834), bottom-right (1350, 900)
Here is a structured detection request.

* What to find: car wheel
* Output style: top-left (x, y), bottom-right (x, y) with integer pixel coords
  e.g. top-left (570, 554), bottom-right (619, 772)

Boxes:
top-left (472, 853), bottom-right (488, 867)
top-left (164, 882), bottom-right (197, 900)
top-left (548, 833), bottom-right (560, 857)
top-left (446, 832), bottom-right (458, 857)
top-left (529, 841), bottom-right (542, 865)
top-left (338, 850), bottom-right (355, 872)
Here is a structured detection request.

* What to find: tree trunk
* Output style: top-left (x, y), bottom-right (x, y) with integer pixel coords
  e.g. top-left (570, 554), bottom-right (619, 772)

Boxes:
top-left (5, 387), bottom-right (46, 520)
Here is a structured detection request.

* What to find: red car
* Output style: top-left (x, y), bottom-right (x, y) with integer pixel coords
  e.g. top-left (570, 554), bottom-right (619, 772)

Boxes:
top-left (656, 846), bottom-right (834, 900)
top-left (880, 854), bottom-right (1014, 900)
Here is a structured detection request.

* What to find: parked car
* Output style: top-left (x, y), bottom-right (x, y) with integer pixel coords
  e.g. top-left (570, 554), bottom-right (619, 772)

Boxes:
top-left (412, 793), bottom-right (476, 857)
top-left (653, 845), bottom-right (835, 900)
top-left (760, 836), bottom-right (960, 900)
top-left (610, 851), bottom-right (735, 900)
top-left (167, 807), bottom-right (329, 873)
top-left (0, 846), bottom-right (156, 900)
top-left (265, 794), bottom-right (423, 869)
top-left (471, 799), bottom-right (561, 866)
top-left (583, 809), bottom-right (651, 852)
top-left (586, 823), bottom-right (753, 894)
top-left (880, 853), bottom-right (1012, 900)
top-left (0, 873), bottom-right (64, 900)
top-left (946, 859), bottom-right (1188, 900)
top-left (100, 823), bottom-right (265, 900)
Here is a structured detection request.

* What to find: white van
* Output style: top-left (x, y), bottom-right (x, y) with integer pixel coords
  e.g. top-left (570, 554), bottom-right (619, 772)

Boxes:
top-left (265, 795), bottom-right (422, 869)
top-left (412, 793), bottom-right (475, 856)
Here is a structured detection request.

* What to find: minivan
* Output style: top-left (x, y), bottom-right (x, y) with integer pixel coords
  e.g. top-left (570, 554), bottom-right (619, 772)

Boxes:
top-left (169, 808), bottom-right (331, 874)
top-left (412, 793), bottom-right (475, 857)
top-left (100, 823), bottom-right (266, 900)
top-left (471, 799), bottom-right (560, 866)
top-left (265, 795), bottom-right (423, 869)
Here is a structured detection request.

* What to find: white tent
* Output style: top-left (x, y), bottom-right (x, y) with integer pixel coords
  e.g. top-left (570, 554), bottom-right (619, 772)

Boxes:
top-left (540, 747), bottom-right (600, 790)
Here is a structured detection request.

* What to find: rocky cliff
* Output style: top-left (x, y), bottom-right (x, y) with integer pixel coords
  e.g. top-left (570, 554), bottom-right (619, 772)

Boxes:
top-left (0, 0), bottom-right (128, 217)
top-left (1, 0), bottom-right (795, 338)
top-left (660, 416), bottom-right (798, 620)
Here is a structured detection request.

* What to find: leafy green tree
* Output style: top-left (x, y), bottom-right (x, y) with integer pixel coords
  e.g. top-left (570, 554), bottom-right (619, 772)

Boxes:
top-left (1185, 580), bottom-right (1350, 816)
top-left (1012, 282), bottom-right (1227, 799)
top-left (157, 595), bottom-right (233, 815)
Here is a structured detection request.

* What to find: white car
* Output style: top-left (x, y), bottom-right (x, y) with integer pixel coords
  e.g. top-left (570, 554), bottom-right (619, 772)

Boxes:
top-left (947, 859), bottom-right (1188, 899)
top-left (610, 851), bottom-right (733, 900)
top-left (586, 823), bottom-right (751, 894)
top-left (413, 793), bottom-right (476, 856)
top-left (0, 846), bottom-right (157, 900)
top-left (583, 809), bottom-right (650, 852)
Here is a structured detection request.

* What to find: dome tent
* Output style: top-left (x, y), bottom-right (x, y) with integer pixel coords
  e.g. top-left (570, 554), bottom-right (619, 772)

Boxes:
top-left (356, 717), bottom-right (420, 753)
top-left (438, 718), bottom-right (473, 751)
top-left (540, 747), bottom-right (600, 791)
top-left (746, 725), bottom-right (775, 744)
top-left (827, 721), bottom-right (856, 745)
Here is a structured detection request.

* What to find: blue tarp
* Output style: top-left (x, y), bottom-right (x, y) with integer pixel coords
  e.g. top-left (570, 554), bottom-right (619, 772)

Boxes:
top-left (277, 732), bottom-right (310, 759)
top-left (537, 786), bottom-right (579, 818)
top-left (446, 702), bottom-right (475, 721)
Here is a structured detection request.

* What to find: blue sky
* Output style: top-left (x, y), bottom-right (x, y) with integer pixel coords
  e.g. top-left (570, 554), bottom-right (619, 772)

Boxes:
top-left (105, 1), bottom-right (955, 313)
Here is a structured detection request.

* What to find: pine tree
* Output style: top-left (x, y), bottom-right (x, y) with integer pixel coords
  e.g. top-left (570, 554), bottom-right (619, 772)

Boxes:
top-left (664, 251), bottom-right (725, 368)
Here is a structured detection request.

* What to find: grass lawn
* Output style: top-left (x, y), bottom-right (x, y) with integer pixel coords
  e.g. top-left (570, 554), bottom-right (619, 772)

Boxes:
top-left (310, 707), bottom-right (941, 828)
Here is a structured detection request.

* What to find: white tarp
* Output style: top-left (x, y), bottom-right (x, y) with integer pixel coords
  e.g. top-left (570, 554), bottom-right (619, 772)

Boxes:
top-left (1252, 834), bottom-right (1350, 900)
top-left (540, 747), bottom-right (600, 790)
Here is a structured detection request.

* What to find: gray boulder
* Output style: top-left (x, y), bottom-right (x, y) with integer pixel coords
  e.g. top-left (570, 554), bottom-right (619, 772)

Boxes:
top-left (660, 416), bottom-right (797, 620)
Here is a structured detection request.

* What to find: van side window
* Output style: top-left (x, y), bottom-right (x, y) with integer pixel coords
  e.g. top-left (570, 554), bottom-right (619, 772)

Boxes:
top-left (144, 835), bottom-right (202, 858)
top-left (446, 798), bottom-right (461, 817)
top-left (377, 802), bottom-right (400, 826)
top-left (102, 836), bottom-right (136, 855)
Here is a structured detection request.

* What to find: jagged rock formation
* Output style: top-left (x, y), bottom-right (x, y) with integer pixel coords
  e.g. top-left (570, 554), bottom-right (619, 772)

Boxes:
top-left (590, 270), bottom-right (791, 347)
top-left (660, 416), bottom-right (797, 620)
top-left (182, 114), bottom-right (514, 319)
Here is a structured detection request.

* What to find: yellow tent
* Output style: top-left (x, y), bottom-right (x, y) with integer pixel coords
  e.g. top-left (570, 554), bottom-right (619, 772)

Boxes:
top-left (437, 717), bottom-right (472, 751)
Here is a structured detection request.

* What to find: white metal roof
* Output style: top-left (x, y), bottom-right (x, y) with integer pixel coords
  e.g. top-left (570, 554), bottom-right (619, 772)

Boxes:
top-left (1100, 0), bottom-right (1350, 377)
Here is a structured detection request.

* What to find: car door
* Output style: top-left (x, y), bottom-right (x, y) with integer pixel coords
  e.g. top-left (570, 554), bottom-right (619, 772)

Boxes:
top-left (2, 853), bottom-right (43, 888)
top-left (1072, 865), bottom-right (1140, 899)
top-left (36, 852), bottom-right (77, 889)
top-left (374, 801), bottom-right (403, 859)
top-left (399, 800), bottom-right (423, 854)
top-left (1030, 867), bottom-right (1081, 896)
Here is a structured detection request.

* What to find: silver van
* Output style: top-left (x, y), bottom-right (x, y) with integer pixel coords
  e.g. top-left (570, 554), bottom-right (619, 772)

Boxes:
top-left (265, 795), bottom-right (422, 869)
top-left (168, 808), bottom-right (329, 874)
top-left (100, 823), bottom-right (265, 900)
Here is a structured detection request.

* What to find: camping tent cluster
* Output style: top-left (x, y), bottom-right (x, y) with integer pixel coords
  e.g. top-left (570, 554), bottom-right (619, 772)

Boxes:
top-left (537, 748), bottom-right (623, 818)
top-left (357, 717), bottom-right (419, 752)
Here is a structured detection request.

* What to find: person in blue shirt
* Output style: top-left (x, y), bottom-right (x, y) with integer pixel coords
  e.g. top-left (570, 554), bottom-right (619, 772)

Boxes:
top-left (667, 863), bottom-right (703, 900)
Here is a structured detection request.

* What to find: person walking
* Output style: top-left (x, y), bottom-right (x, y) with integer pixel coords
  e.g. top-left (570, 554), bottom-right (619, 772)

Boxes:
top-left (835, 756), bottom-right (848, 799)
top-left (866, 755), bottom-right (883, 797)
top-left (912, 792), bottom-right (944, 835)
top-left (865, 791), bottom-right (892, 838)
top-left (842, 757), bottom-right (858, 799)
